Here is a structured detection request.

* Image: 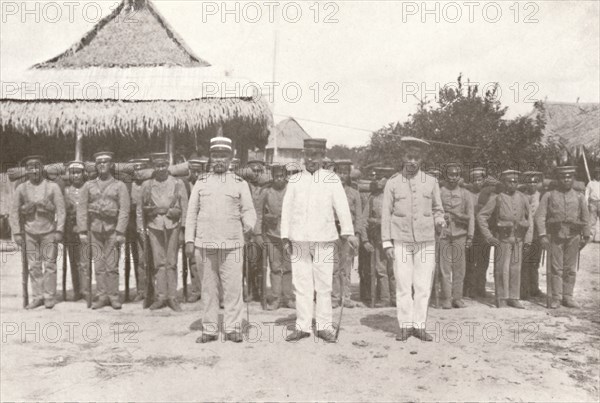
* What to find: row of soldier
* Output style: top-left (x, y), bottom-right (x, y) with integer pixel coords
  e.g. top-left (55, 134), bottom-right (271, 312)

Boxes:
top-left (9, 135), bottom-right (598, 342)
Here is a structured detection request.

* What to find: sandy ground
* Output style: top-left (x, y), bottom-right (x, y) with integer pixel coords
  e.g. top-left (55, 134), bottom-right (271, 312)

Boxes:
top-left (0, 241), bottom-right (598, 402)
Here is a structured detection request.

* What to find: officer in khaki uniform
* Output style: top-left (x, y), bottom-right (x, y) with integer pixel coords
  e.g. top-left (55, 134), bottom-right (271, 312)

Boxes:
top-left (128, 158), bottom-right (149, 302)
top-left (255, 164), bottom-right (294, 310)
top-left (477, 170), bottom-right (531, 309)
top-left (535, 166), bottom-right (591, 308)
top-left (77, 152), bottom-right (130, 310)
top-left (63, 161), bottom-right (87, 300)
top-left (10, 155), bottom-right (66, 309)
top-left (438, 163), bottom-right (475, 309)
top-left (185, 137), bottom-right (256, 343)
top-left (332, 159), bottom-right (362, 309)
top-left (520, 171), bottom-right (544, 299)
top-left (137, 153), bottom-right (188, 311)
top-left (184, 156), bottom-right (209, 302)
top-left (361, 167), bottom-right (396, 307)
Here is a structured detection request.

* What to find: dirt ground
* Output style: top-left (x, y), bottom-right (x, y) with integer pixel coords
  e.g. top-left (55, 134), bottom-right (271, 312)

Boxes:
top-left (1, 241), bottom-right (598, 402)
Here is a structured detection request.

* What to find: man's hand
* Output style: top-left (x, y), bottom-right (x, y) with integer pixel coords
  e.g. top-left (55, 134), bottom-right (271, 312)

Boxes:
top-left (580, 236), bottom-right (590, 250)
top-left (115, 234), bottom-right (126, 246)
top-left (385, 247), bottom-right (394, 261)
top-left (540, 235), bottom-right (550, 250)
top-left (465, 238), bottom-right (473, 249)
top-left (344, 235), bottom-right (359, 251)
top-left (283, 238), bottom-right (293, 256)
top-left (254, 234), bottom-right (265, 248)
top-left (13, 234), bottom-right (23, 246)
top-left (487, 237), bottom-right (501, 247)
top-left (178, 228), bottom-right (185, 247)
top-left (79, 233), bottom-right (88, 243)
top-left (363, 241), bottom-right (375, 253)
top-left (185, 242), bottom-right (195, 258)
top-left (54, 232), bottom-right (63, 243)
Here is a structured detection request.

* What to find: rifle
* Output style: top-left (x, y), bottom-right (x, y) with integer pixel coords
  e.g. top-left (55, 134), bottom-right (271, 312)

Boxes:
top-left (370, 248), bottom-right (377, 308)
top-left (244, 245), bottom-right (250, 324)
top-left (142, 215), bottom-right (154, 309)
top-left (182, 247), bottom-right (188, 301)
top-left (335, 262), bottom-right (345, 341)
top-left (19, 228), bottom-right (29, 308)
top-left (87, 229), bottom-right (92, 308)
top-left (124, 239), bottom-right (131, 302)
top-left (261, 242), bottom-right (268, 310)
top-left (62, 242), bottom-right (68, 301)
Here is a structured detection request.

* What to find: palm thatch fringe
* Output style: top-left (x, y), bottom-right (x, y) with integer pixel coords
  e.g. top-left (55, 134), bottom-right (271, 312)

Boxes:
top-left (1, 98), bottom-right (272, 138)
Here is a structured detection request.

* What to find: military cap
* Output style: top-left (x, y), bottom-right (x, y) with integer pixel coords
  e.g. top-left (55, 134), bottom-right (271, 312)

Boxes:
top-left (93, 151), bottom-right (114, 162)
top-left (129, 158), bottom-right (150, 170)
top-left (335, 159), bottom-right (353, 172)
top-left (20, 155), bottom-right (44, 166)
top-left (271, 164), bottom-right (287, 176)
top-left (210, 136), bottom-right (233, 152)
top-left (555, 166), bottom-right (577, 176)
top-left (188, 156), bottom-right (208, 166)
top-left (444, 163), bottom-right (462, 174)
top-left (500, 170), bottom-right (521, 180)
top-left (304, 138), bottom-right (327, 150)
top-left (149, 153), bottom-right (169, 164)
top-left (400, 136), bottom-right (430, 149)
top-left (426, 168), bottom-right (442, 178)
top-left (66, 160), bottom-right (85, 170)
top-left (521, 171), bottom-right (543, 183)
top-left (247, 159), bottom-right (266, 166)
top-left (375, 167), bottom-right (396, 179)
top-left (322, 157), bottom-right (335, 169)
top-left (469, 167), bottom-right (486, 179)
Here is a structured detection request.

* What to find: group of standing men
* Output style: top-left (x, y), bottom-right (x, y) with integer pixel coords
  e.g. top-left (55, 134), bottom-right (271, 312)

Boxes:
top-left (9, 134), bottom-right (599, 344)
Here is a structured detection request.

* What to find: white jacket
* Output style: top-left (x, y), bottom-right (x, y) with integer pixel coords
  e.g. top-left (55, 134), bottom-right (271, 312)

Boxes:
top-left (280, 168), bottom-right (354, 242)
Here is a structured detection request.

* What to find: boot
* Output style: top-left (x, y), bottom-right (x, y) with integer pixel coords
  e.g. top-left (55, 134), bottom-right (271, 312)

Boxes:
top-left (92, 296), bottom-right (110, 310)
top-left (133, 294), bottom-right (145, 303)
top-left (167, 298), bottom-right (182, 312)
top-left (452, 299), bottom-right (466, 308)
top-left (285, 330), bottom-right (310, 342)
top-left (396, 328), bottom-right (412, 341)
top-left (186, 294), bottom-right (201, 303)
top-left (316, 330), bottom-right (337, 343)
top-left (196, 334), bottom-right (218, 344)
top-left (225, 332), bottom-right (244, 343)
top-left (44, 298), bottom-right (56, 309)
top-left (413, 328), bottom-right (433, 342)
top-left (562, 297), bottom-right (580, 309)
top-left (109, 296), bottom-right (122, 310)
top-left (507, 299), bottom-right (525, 309)
top-left (548, 300), bottom-right (560, 309)
top-left (149, 298), bottom-right (167, 310)
top-left (441, 299), bottom-right (452, 309)
top-left (496, 299), bottom-right (508, 308)
top-left (283, 299), bottom-right (296, 309)
top-left (26, 298), bottom-right (44, 310)
top-left (343, 299), bottom-right (358, 308)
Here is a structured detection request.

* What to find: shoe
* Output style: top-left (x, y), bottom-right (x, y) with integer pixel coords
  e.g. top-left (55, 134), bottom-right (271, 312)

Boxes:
top-left (507, 299), bottom-right (525, 309)
top-left (285, 330), bottom-right (310, 342)
top-left (196, 334), bottom-right (218, 344)
top-left (331, 300), bottom-right (341, 309)
top-left (92, 296), bottom-right (110, 310)
top-left (266, 302), bottom-right (280, 311)
top-left (441, 300), bottom-right (452, 309)
top-left (186, 294), bottom-right (201, 303)
top-left (44, 298), bottom-right (56, 309)
top-left (548, 300), bottom-right (560, 309)
top-left (80, 292), bottom-right (90, 302)
top-left (452, 299), bottom-right (466, 309)
top-left (109, 297), bottom-right (122, 310)
top-left (26, 299), bottom-right (44, 310)
top-left (496, 299), bottom-right (508, 308)
top-left (167, 298), bottom-right (183, 312)
top-left (284, 300), bottom-right (296, 309)
top-left (562, 298), bottom-right (580, 309)
top-left (396, 328), bottom-right (412, 341)
top-left (133, 294), bottom-right (145, 303)
top-left (413, 329), bottom-right (433, 342)
top-left (73, 292), bottom-right (83, 302)
top-left (149, 299), bottom-right (167, 310)
top-left (225, 332), bottom-right (244, 343)
top-left (316, 330), bottom-right (337, 343)
top-left (343, 299), bottom-right (358, 308)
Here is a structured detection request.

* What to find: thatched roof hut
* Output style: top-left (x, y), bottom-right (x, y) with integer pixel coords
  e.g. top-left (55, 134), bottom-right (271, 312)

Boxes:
top-left (0, 0), bottom-right (272, 166)
top-left (266, 118), bottom-right (311, 165)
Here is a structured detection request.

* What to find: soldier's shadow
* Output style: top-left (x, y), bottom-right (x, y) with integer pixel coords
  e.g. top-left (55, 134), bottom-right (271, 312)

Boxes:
top-left (360, 313), bottom-right (398, 335)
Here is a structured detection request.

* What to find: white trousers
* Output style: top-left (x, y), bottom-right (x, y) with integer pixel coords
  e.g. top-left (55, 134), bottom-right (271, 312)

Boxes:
top-left (291, 241), bottom-right (336, 333)
top-left (393, 240), bottom-right (436, 330)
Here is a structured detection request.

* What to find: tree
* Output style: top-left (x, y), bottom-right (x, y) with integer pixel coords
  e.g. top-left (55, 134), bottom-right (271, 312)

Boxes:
top-left (363, 74), bottom-right (560, 177)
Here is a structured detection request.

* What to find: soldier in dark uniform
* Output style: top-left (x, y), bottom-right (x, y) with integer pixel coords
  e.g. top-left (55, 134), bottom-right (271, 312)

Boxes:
top-left (520, 171), bottom-right (544, 300)
top-left (184, 156), bottom-right (209, 303)
top-left (477, 170), bottom-right (531, 309)
top-left (361, 166), bottom-right (396, 307)
top-left (535, 166), bottom-right (591, 309)
top-left (245, 159), bottom-right (266, 301)
top-left (426, 168), bottom-right (443, 308)
top-left (332, 159), bottom-right (362, 308)
top-left (128, 158), bottom-right (149, 302)
top-left (137, 153), bottom-right (188, 311)
top-left (63, 161), bottom-right (87, 301)
top-left (10, 155), bottom-right (66, 309)
top-left (438, 163), bottom-right (474, 309)
top-left (78, 151), bottom-right (130, 310)
top-left (255, 164), bottom-right (294, 310)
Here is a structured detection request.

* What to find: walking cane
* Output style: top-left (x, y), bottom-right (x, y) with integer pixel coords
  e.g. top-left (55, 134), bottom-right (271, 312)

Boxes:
top-left (244, 245), bottom-right (250, 324)
top-left (124, 240), bottom-right (131, 302)
top-left (62, 242), bottom-right (68, 301)
top-left (182, 248), bottom-right (188, 301)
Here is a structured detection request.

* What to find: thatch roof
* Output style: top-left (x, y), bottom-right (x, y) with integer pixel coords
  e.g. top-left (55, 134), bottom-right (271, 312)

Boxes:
top-left (266, 118), bottom-right (311, 149)
top-left (0, 0), bottom-right (272, 139)
top-left (33, 0), bottom-right (209, 68)
top-left (531, 102), bottom-right (600, 152)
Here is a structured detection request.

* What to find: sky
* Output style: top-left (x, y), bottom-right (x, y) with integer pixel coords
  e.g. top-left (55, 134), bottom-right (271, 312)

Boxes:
top-left (1, 0), bottom-right (599, 147)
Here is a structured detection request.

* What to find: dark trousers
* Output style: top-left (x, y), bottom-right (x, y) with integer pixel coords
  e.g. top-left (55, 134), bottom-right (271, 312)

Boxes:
top-left (25, 232), bottom-right (58, 301)
top-left (266, 235), bottom-right (293, 304)
top-left (439, 235), bottom-right (467, 301)
top-left (64, 223), bottom-right (84, 296)
top-left (548, 235), bottom-right (579, 303)
top-left (520, 240), bottom-right (542, 299)
top-left (493, 240), bottom-right (522, 300)
top-left (148, 227), bottom-right (179, 300)
top-left (465, 229), bottom-right (491, 297)
top-left (244, 241), bottom-right (264, 301)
